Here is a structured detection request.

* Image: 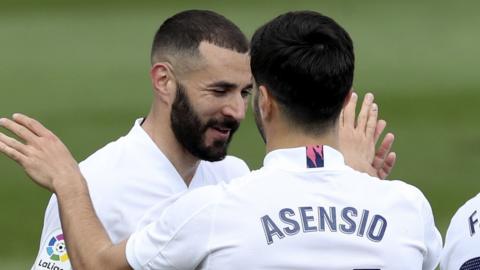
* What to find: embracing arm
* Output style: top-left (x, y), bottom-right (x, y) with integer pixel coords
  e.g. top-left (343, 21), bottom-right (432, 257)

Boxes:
top-left (56, 175), bottom-right (130, 270)
top-left (0, 114), bottom-right (130, 270)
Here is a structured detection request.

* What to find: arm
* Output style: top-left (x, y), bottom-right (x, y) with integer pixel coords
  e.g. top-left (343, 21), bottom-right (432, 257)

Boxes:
top-left (57, 175), bottom-right (130, 270)
top-left (32, 195), bottom-right (73, 270)
top-left (0, 114), bottom-right (131, 270)
top-left (339, 92), bottom-right (396, 179)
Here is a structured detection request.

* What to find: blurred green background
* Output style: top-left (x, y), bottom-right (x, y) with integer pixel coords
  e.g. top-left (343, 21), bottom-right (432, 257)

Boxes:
top-left (1, 0), bottom-right (480, 267)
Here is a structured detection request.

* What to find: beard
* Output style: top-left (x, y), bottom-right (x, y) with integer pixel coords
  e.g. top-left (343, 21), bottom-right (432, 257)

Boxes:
top-left (253, 90), bottom-right (266, 143)
top-left (170, 83), bottom-right (239, 162)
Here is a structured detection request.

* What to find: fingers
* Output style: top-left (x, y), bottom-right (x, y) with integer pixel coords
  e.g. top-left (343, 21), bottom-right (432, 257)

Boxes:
top-left (12, 113), bottom-right (52, 138)
top-left (342, 92), bottom-right (358, 127)
top-left (0, 117), bottom-right (37, 143)
top-left (373, 133), bottom-right (395, 171)
top-left (0, 137), bottom-right (27, 164)
top-left (356, 93), bottom-right (374, 131)
top-left (0, 132), bottom-right (29, 155)
top-left (378, 152), bottom-right (396, 180)
top-left (365, 103), bottom-right (378, 139)
top-left (374, 120), bottom-right (387, 145)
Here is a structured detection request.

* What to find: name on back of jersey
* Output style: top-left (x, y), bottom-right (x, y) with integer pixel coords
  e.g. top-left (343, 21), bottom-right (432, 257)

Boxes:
top-left (469, 209), bottom-right (479, 236)
top-left (261, 206), bottom-right (387, 245)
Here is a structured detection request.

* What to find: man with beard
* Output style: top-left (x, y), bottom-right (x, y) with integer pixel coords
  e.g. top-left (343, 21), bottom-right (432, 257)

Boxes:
top-left (28, 10), bottom-right (253, 269)
top-left (1, 10), bottom-right (396, 270)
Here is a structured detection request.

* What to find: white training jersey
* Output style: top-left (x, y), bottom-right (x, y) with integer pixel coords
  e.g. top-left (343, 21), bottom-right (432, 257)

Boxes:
top-left (441, 193), bottom-right (480, 270)
top-left (32, 118), bottom-right (250, 270)
top-left (126, 145), bottom-right (442, 270)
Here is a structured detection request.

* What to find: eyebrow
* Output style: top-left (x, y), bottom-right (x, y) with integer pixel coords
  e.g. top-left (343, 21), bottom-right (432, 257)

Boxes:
top-left (206, 81), bottom-right (253, 91)
top-left (206, 81), bottom-right (238, 90)
top-left (207, 81), bottom-right (253, 91)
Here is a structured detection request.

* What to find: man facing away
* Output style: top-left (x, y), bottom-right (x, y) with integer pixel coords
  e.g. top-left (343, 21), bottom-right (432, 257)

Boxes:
top-left (0, 11), bottom-right (417, 270)
top-left (441, 194), bottom-right (480, 270)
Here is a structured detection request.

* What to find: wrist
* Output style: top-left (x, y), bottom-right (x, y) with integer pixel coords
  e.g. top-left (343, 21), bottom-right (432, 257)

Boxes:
top-left (52, 168), bottom-right (88, 196)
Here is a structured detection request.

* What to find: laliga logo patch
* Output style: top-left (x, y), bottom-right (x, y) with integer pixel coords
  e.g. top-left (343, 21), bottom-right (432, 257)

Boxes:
top-left (34, 228), bottom-right (71, 270)
top-left (46, 233), bottom-right (69, 262)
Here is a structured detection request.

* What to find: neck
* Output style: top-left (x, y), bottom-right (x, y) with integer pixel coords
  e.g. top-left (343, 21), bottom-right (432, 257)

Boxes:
top-left (265, 123), bottom-right (339, 154)
top-left (141, 107), bottom-right (200, 185)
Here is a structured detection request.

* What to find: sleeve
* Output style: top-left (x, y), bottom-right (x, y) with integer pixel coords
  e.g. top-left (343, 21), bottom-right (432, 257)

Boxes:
top-left (125, 187), bottom-right (221, 270)
top-left (31, 195), bottom-right (73, 270)
top-left (135, 192), bottom-right (185, 231)
top-left (440, 195), bottom-right (480, 270)
top-left (420, 194), bottom-right (443, 270)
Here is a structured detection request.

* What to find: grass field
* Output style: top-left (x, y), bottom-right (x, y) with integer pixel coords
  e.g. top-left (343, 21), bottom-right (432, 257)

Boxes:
top-left (1, 0), bottom-right (480, 267)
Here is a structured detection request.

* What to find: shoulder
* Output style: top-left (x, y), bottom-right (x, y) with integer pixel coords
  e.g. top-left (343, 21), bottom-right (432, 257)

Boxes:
top-left (168, 185), bottom-right (226, 217)
top-left (165, 173), bottom-right (254, 224)
top-left (442, 193), bottom-right (480, 269)
top-left (445, 193), bottom-right (480, 244)
top-left (339, 168), bottom-right (432, 207)
top-left (199, 155), bottom-right (250, 184)
top-left (354, 168), bottom-right (432, 207)
top-left (78, 125), bottom-right (144, 183)
top-left (386, 179), bottom-right (431, 204)
top-left (450, 193), bottom-right (480, 223)
top-left (338, 170), bottom-right (436, 223)
top-left (126, 186), bottom-right (226, 270)
top-left (220, 155), bottom-right (250, 168)
top-left (205, 155), bottom-right (250, 171)
top-left (379, 178), bottom-right (435, 219)
top-left (78, 135), bottom-right (127, 175)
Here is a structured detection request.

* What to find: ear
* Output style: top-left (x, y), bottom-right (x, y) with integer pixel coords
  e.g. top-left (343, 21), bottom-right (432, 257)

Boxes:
top-left (150, 63), bottom-right (176, 105)
top-left (342, 88), bottom-right (354, 108)
top-left (258, 85), bottom-right (274, 121)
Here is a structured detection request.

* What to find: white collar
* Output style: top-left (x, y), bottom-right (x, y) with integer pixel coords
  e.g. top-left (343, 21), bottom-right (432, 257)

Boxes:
top-left (125, 119), bottom-right (173, 166)
top-left (125, 118), bottom-right (188, 188)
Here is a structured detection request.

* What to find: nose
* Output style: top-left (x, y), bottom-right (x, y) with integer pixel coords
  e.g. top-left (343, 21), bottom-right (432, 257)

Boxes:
top-left (222, 94), bottom-right (247, 121)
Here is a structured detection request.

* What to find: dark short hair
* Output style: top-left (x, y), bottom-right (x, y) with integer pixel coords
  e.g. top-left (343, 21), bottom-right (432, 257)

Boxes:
top-left (151, 10), bottom-right (249, 65)
top-left (250, 11), bottom-right (354, 134)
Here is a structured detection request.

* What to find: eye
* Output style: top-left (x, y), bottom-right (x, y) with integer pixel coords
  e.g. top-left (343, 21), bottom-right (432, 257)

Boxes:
top-left (210, 88), bottom-right (227, 96)
top-left (241, 88), bottom-right (252, 98)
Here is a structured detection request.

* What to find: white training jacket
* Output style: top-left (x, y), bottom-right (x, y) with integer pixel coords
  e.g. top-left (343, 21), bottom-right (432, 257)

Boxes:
top-left (32, 118), bottom-right (250, 270)
top-left (126, 145), bottom-right (442, 270)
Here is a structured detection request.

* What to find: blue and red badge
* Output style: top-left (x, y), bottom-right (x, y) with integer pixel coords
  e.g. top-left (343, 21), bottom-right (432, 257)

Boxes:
top-left (306, 145), bottom-right (324, 168)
